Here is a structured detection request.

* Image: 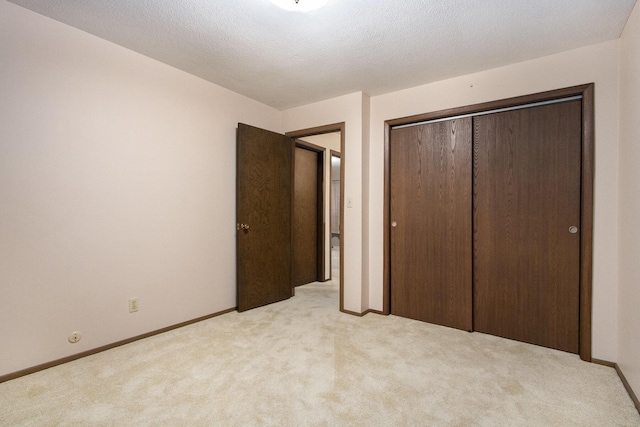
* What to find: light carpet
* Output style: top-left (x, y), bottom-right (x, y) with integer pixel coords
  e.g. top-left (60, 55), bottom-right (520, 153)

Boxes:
top-left (1, 280), bottom-right (638, 426)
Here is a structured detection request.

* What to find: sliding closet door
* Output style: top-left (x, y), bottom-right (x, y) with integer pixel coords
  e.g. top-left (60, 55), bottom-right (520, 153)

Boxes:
top-left (473, 100), bottom-right (582, 353)
top-left (390, 118), bottom-right (472, 331)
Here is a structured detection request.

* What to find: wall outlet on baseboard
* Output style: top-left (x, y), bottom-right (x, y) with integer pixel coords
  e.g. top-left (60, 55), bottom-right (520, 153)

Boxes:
top-left (129, 298), bottom-right (139, 313)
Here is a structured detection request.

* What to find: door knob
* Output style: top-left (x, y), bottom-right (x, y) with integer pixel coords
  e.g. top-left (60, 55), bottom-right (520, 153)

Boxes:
top-left (569, 226), bottom-right (578, 234)
top-left (391, 221), bottom-right (397, 228)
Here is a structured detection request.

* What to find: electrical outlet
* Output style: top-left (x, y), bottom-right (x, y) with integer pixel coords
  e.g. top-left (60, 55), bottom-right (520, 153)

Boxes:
top-left (68, 331), bottom-right (82, 343)
top-left (129, 298), bottom-right (139, 313)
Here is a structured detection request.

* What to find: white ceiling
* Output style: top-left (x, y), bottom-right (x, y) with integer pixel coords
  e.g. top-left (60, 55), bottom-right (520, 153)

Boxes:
top-left (7, 0), bottom-right (637, 110)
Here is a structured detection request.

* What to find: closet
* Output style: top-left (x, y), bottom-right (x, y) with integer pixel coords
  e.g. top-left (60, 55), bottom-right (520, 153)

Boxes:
top-left (386, 86), bottom-right (593, 357)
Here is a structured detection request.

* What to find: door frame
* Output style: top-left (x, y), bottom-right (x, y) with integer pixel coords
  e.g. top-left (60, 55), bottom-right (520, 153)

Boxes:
top-left (383, 84), bottom-right (594, 361)
top-left (293, 139), bottom-right (326, 285)
top-left (286, 123), bottom-right (346, 312)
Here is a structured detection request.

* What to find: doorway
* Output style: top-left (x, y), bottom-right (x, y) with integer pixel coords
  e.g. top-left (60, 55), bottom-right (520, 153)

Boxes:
top-left (383, 84), bottom-right (594, 361)
top-left (287, 124), bottom-right (345, 311)
top-left (236, 123), bottom-right (344, 312)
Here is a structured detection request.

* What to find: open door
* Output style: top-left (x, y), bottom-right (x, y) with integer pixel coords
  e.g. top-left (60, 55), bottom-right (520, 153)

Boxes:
top-left (293, 143), bottom-right (324, 286)
top-left (237, 123), bottom-right (293, 312)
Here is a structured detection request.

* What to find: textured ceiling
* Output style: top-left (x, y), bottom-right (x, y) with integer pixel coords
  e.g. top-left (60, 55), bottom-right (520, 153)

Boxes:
top-left (7, 0), bottom-right (637, 110)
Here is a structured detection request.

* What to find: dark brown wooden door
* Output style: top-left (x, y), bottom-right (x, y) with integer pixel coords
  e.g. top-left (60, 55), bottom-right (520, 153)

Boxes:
top-left (390, 118), bottom-right (473, 331)
top-left (237, 123), bottom-right (292, 312)
top-left (473, 101), bottom-right (582, 353)
top-left (293, 146), bottom-right (320, 286)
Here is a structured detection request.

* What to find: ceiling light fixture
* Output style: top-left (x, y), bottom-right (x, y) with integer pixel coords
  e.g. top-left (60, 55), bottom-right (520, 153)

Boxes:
top-left (270, 0), bottom-right (329, 13)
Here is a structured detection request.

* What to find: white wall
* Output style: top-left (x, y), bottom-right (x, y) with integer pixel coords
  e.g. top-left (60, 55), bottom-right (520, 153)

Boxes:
top-left (297, 133), bottom-right (341, 280)
top-left (618, 0), bottom-right (640, 399)
top-left (283, 93), bottom-right (366, 313)
top-left (368, 40), bottom-right (621, 361)
top-left (0, 2), bottom-right (281, 376)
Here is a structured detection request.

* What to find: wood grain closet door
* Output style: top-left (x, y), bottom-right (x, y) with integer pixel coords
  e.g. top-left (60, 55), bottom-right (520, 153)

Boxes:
top-left (473, 101), bottom-right (582, 353)
top-left (390, 118), bottom-right (472, 331)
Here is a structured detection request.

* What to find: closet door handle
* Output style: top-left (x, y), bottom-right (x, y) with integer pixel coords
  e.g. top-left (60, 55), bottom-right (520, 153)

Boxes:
top-left (569, 226), bottom-right (578, 234)
top-left (391, 221), bottom-right (397, 228)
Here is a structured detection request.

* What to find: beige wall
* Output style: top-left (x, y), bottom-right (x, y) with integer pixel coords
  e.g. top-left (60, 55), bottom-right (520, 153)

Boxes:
top-left (368, 40), bottom-right (621, 361)
top-left (283, 93), bottom-right (368, 313)
top-left (297, 133), bottom-right (341, 281)
top-left (0, 2), bottom-right (281, 376)
top-left (618, 0), bottom-right (640, 399)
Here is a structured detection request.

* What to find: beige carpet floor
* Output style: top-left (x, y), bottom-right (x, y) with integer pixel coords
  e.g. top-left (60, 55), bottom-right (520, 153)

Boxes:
top-left (1, 274), bottom-right (639, 426)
